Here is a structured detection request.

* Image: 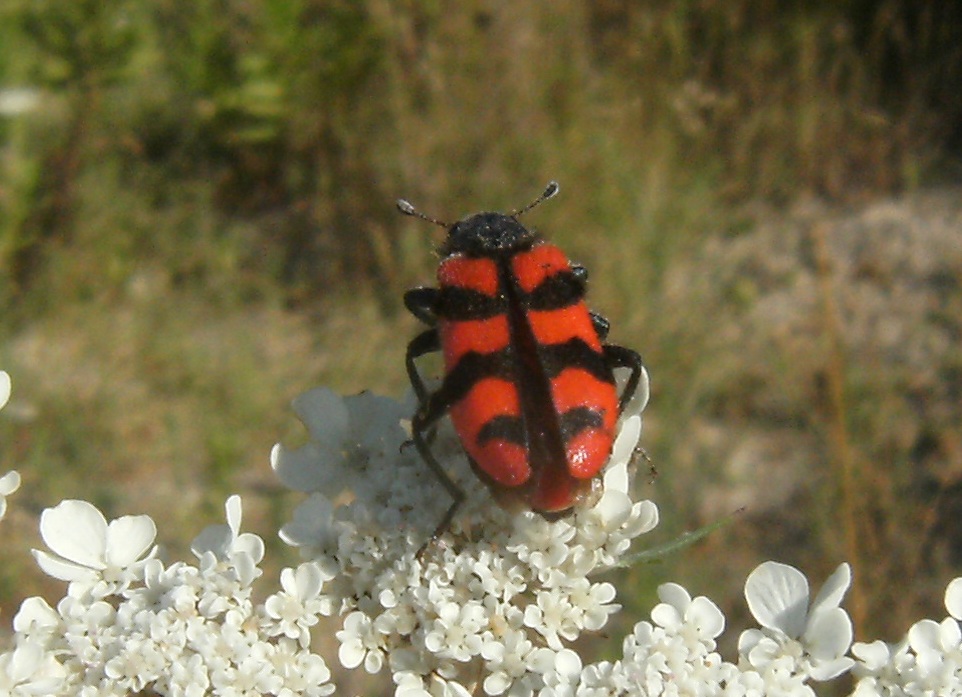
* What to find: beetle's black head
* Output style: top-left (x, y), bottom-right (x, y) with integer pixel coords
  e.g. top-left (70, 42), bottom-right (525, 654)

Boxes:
top-left (440, 212), bottom-right (537, 257)
top-left (396, 181), bottom-right (559, 258)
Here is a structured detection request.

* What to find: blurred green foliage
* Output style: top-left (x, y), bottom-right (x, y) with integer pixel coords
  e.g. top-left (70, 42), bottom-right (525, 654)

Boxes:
top-left (3, 0), bottom-right (959, 309)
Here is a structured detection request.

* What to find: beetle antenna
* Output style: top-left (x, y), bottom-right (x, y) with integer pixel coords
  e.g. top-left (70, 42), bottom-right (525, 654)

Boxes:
top-left (396, 198), bottom-right (449, 228)
top-left (510, 181), bottom-right (559, 218)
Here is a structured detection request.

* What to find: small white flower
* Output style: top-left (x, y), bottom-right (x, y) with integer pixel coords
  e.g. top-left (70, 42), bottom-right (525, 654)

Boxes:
top-left (540, 648), bottom-right (584, 696)
top-left (12, 596), bottom-right (61, 640)
top-left (32, 499), bottom-right (157, 594)
top-left (0, 370), bottom-right (10, 410)
top-left (0, 640), bottom-right (69, 694)
top-left (741, 561), bottom-right (854, 681)
top-left (651, 582), bottom-right (725, 645)
top-left (278, 493), bottom-right (343, 565)
top-left (263, 563), bottom-right (330, 646)
top-left (337, 610), bottom-right (385, 673)
top-left (191, 494), bottom-right (265, 566)
top-left (271, 388), bottom-right (409, 495)
top-left (908, 616), bottom-right (962, 688)
top-left (850, 638), bottom-right (915, 695)
top-left (946, 577), bottom-right (962, 621)
top-left (0, 470), bottom-right (21, 520)
top-left (480, 629), bottom-right (549, 696)
top-left (423, 600), bottom-right (486, 662)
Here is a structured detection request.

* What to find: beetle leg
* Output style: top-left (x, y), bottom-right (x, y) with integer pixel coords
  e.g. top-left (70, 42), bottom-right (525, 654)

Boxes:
top-left (406, 328), bottom-right (441, 406)
top-left (411, 389), bottom-right (466, 555)
top-left (571, 264), bottom-right (588, 286)
top-left (404, 287), bottom-right (440, 326)
top-left (590, 311), bottom-right (610, 341)
top-left (603, 344), bottom-right (644, 415)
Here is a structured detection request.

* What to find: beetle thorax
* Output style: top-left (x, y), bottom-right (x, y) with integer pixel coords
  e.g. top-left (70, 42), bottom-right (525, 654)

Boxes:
top-left (441, 213), bottom-right (539, 257)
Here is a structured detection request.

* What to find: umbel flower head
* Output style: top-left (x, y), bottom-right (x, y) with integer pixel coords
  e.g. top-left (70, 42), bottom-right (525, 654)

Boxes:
top-left (272, 370), bottom-right (657, 695)
top-left (5, 495), bottom-right (336, 696)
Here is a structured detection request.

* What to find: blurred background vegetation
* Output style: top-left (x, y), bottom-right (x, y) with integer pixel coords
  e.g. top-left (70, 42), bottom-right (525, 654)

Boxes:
top-left (2, 0), bottom-right (962, 690)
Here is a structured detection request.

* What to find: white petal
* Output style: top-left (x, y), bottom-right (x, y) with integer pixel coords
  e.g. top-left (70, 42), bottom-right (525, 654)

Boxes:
top-left (651, 602), bottom-right (683, 630)
top-left (630, 500), bottom-right (659, 535)
top-left (105, 514), bottom-right (157, 566)
top-left (939, 616), bottom-right (961, 648)
top-left (191, 523), bottom-right (232, 558)
top-left (32, 549), bottom-right (99, 583)
top-left (593, 581), bottom-right (617, 604)
top-left (13, 596), bottom-right (59, 633)
top-left (346, 391), bottom-right (408, 443)
top-left (808, 656), bottom-right (855, 681)
top-left (945, 578), bottom-right (962, 620)
top-left (271, 442), bottom-right (344, 493)
top-left (737, 628), bottom-right (765, 656)
top-left (39, 500), bottom-right (108, 568)
top-left (804, 606), bottom-right (853, 660)
top-left (294, 562), bottom-right (324, 598)
top-left (616, 366), bottom-right (650, 419)
top-left (744, 561), bottom-right (809, 637)
top-left (658, 582), bottom-right (692, 611)
top-left (553, 648), bottom-right (583, 679)
top-left (610, 416), bottom-right (642, 467)
top-left (484, 672), bottom-right (511, 695)
top-left (911, 619), bottom-right (948, 675)
top-left (233, 531), bottom-right (265, 564)
top-left (292, 387), bottom-right (349, 444)
top-left (689, 596), bottom-right (726, 638)
top-left (0, 370), bottom-right (10, 410)
top-left (603, 459), bottom-right (630, 494)
top-left (850, 640), bottom-right (891, 670)
top-left (7, 642), bottom-right (44, 683)
top-left (278, 494), bottom-right (335, 549)
top-left (595, 489), bottom-right (631, 527)
top-left (0, 470), bottom-right (21, 496)
top-left (810, 563), bottom-right (851, 614)
top-left (528, 647), bottom-right (558, 673)
top-left (225, 495), bottom-right (243, 536)
top-left (279, 566), bottom-right (296, 594)
top-left (338, 642), bottom-right (366, 669)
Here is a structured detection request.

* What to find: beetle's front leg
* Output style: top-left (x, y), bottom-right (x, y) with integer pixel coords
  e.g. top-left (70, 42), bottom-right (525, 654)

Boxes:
top-left (603, 344), bottom-right (644, 415)
top-left (406, 328), bottom-right (441, 406)
top-left (404, 287), bottom-right (440, 327)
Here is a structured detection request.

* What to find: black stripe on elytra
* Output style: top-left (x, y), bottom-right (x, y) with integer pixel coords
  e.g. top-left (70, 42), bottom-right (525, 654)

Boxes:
top-left (539, 338), bottom-right (615, 384)
top-left (433, 346), bottom-right (515, 409)
top-left (559, 406), bottom-right (604, 442)
top-left (523, 271), bottom-right (585, 311)
top-left (435, 286), bottom-right (506, 321)
top-left (477, 414), bottom-right (525, 446)
top-left (476, 407), bottom-right (605, 449)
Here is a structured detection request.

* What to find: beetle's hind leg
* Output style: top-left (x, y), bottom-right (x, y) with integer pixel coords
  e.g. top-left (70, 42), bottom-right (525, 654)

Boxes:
top-left (411, 390), bottom-right (467, 556)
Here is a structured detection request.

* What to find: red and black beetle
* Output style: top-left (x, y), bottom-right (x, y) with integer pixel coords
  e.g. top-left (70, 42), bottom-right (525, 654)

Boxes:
top-left (400, 182), bottom-right (644, 541)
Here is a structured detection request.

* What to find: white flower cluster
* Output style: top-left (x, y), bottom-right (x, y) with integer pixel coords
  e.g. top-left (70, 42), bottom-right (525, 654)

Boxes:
top-left (0, 494), bottom-right (334, 696)
top-left (3, 366), bottom-right (962, 696)
top-left (850, 577), bottom-right (962, 696)
top-left (531, 561), bottom-right (854, 697)
top-left (271, 370), bottom-right (656, 696)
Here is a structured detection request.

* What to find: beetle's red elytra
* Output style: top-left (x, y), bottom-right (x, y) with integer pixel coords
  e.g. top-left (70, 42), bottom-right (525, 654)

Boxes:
top-left (400, 182), bottom-right (644, 545)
